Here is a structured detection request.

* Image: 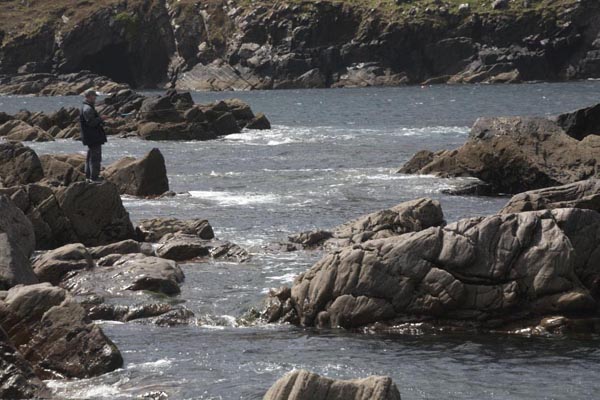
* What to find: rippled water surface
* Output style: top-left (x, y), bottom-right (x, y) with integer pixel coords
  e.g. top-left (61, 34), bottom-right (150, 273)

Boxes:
top-left (4, 82), bottom-right (600, 399)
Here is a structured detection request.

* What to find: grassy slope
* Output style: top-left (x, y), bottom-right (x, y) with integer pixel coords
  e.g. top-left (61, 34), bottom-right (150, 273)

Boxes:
top-left (0, 0), bottom-right (580, 45)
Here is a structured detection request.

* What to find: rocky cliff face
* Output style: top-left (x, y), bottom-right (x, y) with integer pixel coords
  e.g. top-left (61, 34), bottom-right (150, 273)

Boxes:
top-left (1, 0), bottom-right (600, 90)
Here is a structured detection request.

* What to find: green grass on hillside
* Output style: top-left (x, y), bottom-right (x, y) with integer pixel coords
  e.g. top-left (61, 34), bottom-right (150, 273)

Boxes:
top-left (0, 0), bottom-right (581, 45)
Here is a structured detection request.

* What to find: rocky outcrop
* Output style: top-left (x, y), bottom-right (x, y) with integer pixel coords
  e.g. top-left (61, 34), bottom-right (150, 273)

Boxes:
top-left (399, 116), bottom-right (600, 194)
top-left (0, 196), bottom-right (38, 290)
top-left (53, 181), bottom-right (136, 247)
top-left (265, 208), bottom-right (600, 334)
top-left (0, 283), bottom-right (123, 379)
top-left (0, 327), bottom-right (51, 399)
top-left (288, 198), bottom-right (444, 250)
top-left (0, 90), bottom-right (270, 143)
top-left (0, 142), bottom-right (44, 187)
top-left (103, 148), bottom-right (170, 197)
top-left (264, 370), bottom-right (401, 400)
top-left (501, 179), bottom-right (600, 214)
top-left (0, 72), bottom-right (128, 96)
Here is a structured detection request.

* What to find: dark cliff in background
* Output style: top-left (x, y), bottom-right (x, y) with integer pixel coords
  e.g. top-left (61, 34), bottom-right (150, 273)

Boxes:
top-left (1, 0), bottom-right (599, 90)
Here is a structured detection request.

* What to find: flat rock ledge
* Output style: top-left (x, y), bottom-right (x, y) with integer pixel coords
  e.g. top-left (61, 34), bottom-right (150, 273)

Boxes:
top-left (501, 179), bottom-right (600, 214)
top-left (264, 369), bottom-right (401, 400)
top-left (264, 208), bottom-right (600, 335)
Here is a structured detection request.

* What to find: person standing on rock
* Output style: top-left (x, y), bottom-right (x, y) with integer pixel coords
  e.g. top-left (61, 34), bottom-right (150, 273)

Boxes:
top-left (80, 89), bottom-right (107, 182)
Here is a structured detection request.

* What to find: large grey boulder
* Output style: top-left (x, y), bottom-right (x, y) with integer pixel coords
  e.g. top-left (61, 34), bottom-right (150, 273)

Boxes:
top-left (54, 181), bottom-right (135, 246)
top-left (0, 142), bottom-right (44, 187)
top-left (399, 117), bottom-right (600, 194)
top-left (266, 208), bottom-right (600, 333)
top-left (264, 370), bottom-right (401, 400)
top-left (103, 148), bottom-right (170, 197)
top-left (0, 283), bottom-right (123, 379)
top-left (501, 179), bottom-right (600, 214)
top-left (0, 196), bottom-right (37, 289)
top-left (289, 198), bottom-right (444, 250)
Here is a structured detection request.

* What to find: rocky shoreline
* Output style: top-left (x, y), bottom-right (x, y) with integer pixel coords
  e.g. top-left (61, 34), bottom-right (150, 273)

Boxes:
top-left (1, 0), bottom-right (600, 93)
top-left (2, 90), bottom-right (600, 397)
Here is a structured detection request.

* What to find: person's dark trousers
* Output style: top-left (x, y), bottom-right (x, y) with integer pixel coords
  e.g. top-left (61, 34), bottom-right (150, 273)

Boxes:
top-left (85, 145), bottom-right (102, 181)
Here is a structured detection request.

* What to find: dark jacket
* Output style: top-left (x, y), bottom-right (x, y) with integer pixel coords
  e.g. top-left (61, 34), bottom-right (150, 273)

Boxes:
top-left (80, 101), bottom-right (107, 146)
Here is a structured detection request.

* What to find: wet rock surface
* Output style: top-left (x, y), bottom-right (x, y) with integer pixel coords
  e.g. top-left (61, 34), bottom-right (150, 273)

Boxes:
top-left (0, 327), bottom-right (51, 399)
top-left (400, 116), bottom-right (600, 194)
top-left (264, 369), bottom-right (402, 400)
top-left (266, 208), bottom-right (600, 333)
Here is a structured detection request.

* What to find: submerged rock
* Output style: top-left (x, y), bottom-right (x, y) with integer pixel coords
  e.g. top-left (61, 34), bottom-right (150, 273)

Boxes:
top-left (288, 198), bottom-right (444, 250)
top-left (103, 148), bottom-right (170, 197)
top-left (501, 179), bottom-right (600, 214)
top-left (0, 283), bottom-right (123, 379)
top-left (137, 217), bottom-right (215, 242)
top-left (264, 369), bottom-right (402, 400)
top-left (156, 233), bottom-right (250, 263)
top-left (85, 302), bottom-right (195, 325)
top-left (400, 117), bottom-right (600, 194)
top-left (267, 208), bottom-right (600, 333)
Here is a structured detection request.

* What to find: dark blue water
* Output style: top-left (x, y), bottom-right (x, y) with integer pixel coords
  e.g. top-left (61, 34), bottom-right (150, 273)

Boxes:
top-left (3, 82), bottom-right (600, 399)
